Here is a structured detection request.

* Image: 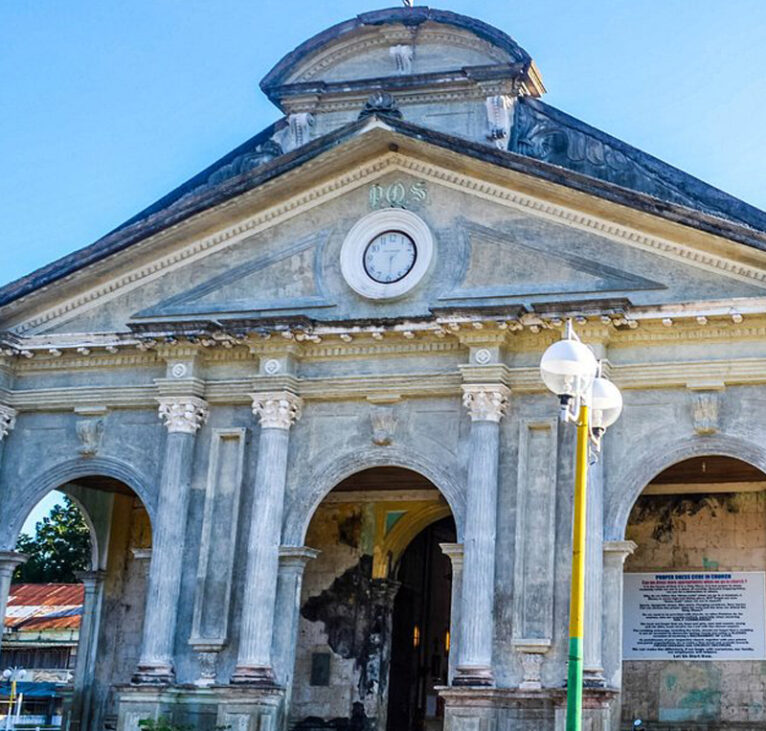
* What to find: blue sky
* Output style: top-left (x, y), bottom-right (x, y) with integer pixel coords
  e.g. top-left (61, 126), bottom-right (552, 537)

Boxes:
top-left (4, 2), bottom-right (766, 535)
top-left (2, 1), bottom-right (765, 289)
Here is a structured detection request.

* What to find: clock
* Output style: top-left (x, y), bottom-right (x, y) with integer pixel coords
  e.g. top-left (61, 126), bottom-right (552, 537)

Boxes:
top-left (340, 209), bottom-right (434, 300)
top-left (363, 230), bottom-right (417, 283)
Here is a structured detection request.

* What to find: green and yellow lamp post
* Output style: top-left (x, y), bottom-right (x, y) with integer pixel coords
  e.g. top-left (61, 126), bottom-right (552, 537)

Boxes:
top-left (540, 322), bottom-right (623, 731)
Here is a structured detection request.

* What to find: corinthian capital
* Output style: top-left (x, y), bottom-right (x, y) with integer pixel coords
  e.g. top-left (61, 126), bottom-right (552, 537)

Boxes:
top-left (157, 397), bottom-right (208, 434)
top-left (461, 384), bottom-right (510, 423)
top-left (0, 404), bottom-right (17, 442)
top-left (251, 391), bottom-right (303, 430)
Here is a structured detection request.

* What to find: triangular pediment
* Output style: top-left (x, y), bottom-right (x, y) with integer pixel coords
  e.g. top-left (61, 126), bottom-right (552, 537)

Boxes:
top-left (5, 127), bottom-right (766, 338)
top-left (440, 222), bottom-right (663, 305)
top-left (135, 231), bottom-right (334, 320)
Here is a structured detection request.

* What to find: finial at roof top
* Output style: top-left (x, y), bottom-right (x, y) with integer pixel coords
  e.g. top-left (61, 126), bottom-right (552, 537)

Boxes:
top-left (402, 0), bottom-right (414, 7)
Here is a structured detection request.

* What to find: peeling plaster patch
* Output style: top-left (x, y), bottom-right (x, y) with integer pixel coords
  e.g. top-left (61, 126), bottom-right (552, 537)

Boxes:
top-left (629, 493), bottom-right (741, 543)
top-left (301, 556), bottom-right (394, 700)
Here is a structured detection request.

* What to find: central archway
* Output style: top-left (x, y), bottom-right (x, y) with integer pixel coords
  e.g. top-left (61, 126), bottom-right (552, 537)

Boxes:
top-left (289, 466), bottom-right (457, 731)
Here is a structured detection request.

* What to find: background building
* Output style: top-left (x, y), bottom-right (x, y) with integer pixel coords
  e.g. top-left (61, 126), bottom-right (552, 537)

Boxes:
top-left (0, 583), bottom-right (83, 727)
top-left (0, 7), bottom-right (765, 730)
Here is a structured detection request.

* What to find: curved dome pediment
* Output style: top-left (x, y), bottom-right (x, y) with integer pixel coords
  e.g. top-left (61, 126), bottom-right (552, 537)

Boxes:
top-left (260, 7), bottom-right (542, 109)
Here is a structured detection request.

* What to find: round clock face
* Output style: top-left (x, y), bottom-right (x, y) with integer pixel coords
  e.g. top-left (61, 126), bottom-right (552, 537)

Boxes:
top-left (363, 230), bottom-right (417, 284)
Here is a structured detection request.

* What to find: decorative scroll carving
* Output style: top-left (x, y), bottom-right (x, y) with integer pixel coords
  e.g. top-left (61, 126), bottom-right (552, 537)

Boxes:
top-left (519, 651), bottom-right (544, 690)
top-left (370, 405), bottom-right (396, 446)
top-left (76, 418), bottom-right (104, 457)
top-left (485, 95), bottom-right (513, 148)
top-left (359, 92), bottom-right (403, 120)
top-left (206, 139), bottom-right (282, 185)
top-left (288, 112), bottom-right (314, 149)
top-left (194, 650), bottom-right (218, 687)
top-left (251, 391), bottom-right (303, 430)
top-left (691, 390), bottom-right (720, 435)
top-left (461, 384), bottom-right (510, 422)
top-left (0, 404), bottom-right (17, 442)
top-left (513, 101), bottom-right (721, 215)
top-left (389, 44), bottom-right (414, 74)
top-left (157, 397), bottom-right (209, 434)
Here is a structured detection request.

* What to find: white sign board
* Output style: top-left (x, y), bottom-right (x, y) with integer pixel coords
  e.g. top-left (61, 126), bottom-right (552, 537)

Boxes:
top-left (623, 572), bottom-right (766, 660)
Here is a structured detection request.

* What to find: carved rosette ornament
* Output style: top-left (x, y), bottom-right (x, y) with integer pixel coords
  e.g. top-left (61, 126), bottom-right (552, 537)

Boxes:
top-left (461, 384), bottom-right (511, 423)
top-left (157, 397), bottom-right (209, 434)
top-left (0, 404), bottom-right (17, 441)
top-left (251, 391), bottom-right (303, 430)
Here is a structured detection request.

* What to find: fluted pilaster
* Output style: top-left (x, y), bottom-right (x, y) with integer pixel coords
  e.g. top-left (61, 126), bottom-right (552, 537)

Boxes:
top-left (232, 392), bottom-right (302, 686)
top-left (70, 571), bottom-right (106, 731)
top-left (133, 397), bottom-right (208, 684)
top-left (454, 384), bottom-right (509, 686)
top-left (440, 543), bottom-right (464, 684)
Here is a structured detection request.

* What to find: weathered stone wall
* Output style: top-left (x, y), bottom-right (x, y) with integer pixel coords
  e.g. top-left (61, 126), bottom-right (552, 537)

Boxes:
top-left (623, 491), bottom-right (766, 727)
top-left (92, 495), bottom-right (151, 730)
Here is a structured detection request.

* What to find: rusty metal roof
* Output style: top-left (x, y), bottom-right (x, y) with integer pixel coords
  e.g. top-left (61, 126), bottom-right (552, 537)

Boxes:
top-left (5, 584), bottom-right (83, 631)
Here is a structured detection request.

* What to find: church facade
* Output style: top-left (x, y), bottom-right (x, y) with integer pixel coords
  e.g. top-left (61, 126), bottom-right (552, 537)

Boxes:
top-left (1, 7), bottom-right (766, 731)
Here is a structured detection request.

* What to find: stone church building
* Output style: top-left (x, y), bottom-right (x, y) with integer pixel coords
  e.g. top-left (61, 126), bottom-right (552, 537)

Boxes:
top-left (1, 7), bottom-right (766, 731)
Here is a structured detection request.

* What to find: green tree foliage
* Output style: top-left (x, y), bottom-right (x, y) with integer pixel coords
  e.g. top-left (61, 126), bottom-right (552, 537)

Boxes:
top-left (13, 496), bottom-right (91, 583)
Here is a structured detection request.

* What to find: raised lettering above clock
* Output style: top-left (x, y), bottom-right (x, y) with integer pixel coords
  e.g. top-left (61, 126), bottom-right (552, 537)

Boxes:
top-left (340, 209), bottom-right (434, 300)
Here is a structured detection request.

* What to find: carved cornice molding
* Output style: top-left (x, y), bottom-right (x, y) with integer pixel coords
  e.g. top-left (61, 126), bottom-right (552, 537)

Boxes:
top-left (388, 156), bottom-right (766, 287)
top-left (291, 27), bottom-right (509, 84)
top-left (251, 391), bottom-right (303, 430)
top-left (0, 404), bottom-right (17, 441)
top-left (461, 383), bottom-right (511, 422)
top-left (157, 396), bottom-right (209, 434)
top-left (11, 136), bottom-right (766, 337)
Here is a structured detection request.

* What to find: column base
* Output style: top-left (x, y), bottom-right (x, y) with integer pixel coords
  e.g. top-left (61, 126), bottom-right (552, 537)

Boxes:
top-left (116, 685), bottom-right (283, 731)
top-left (583, 666), bottom-right (607, 688)
top-left (452, 665), bottom-right (494, 687)
top-left (131, 663), bottom-right (175, 686)
top-left (230, 664), bottom-right (279, 687)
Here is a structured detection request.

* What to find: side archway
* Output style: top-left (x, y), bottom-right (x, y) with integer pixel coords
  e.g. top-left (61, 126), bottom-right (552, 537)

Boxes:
top-left (605, 432), bottom-right (766, 541)
top-left (1, 456), bottom-right (157, 550)
top-left (282, 444), bottom-right (465, 546)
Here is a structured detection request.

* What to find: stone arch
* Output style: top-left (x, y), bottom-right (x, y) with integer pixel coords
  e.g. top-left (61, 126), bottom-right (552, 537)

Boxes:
top-left (1, 456), bottom-right (156, 551)
top-left (282, 445), bottom-right (465, 546)
top-left (605, 433), bottom-right (766, 541)
top-left (373, 502), bottom-right (453, 579)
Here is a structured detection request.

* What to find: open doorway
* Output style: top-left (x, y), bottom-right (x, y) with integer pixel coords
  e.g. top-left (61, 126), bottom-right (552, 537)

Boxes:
top-left (292, 466), bottom-right (456, 731)
top-left (3, 476), bottom-right (152, 731)
top-left (386, 516), bottom-right (455, 731)
top-left (622, 455), bottom-right (766, 728)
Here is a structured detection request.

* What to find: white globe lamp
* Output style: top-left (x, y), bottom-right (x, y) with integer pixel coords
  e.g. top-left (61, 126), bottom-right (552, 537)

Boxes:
top-left (590, 375), bottom-right (623, 431)
top-left (539, 337), bottom-right (598, 401)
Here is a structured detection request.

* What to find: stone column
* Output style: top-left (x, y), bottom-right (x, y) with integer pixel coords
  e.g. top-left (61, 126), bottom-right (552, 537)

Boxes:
top-left (134, 397), bottom-right (208, 683)
top-left (70, 570), bottom-right (106, 731)
top-left (454, 384), bottom-right (509, 686)
top-left (0, 552), bottom-right (27, 657)
top-left (584, 458), bottom-right (605, 686)
top-left (272, 547), bottom-right (319, 693)
top-left (232, 392), bottom-right (302, 685)
top-left (601, 541), bottom-right (636, 690)
top-left (439, 543), bottom-right (464, 685)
